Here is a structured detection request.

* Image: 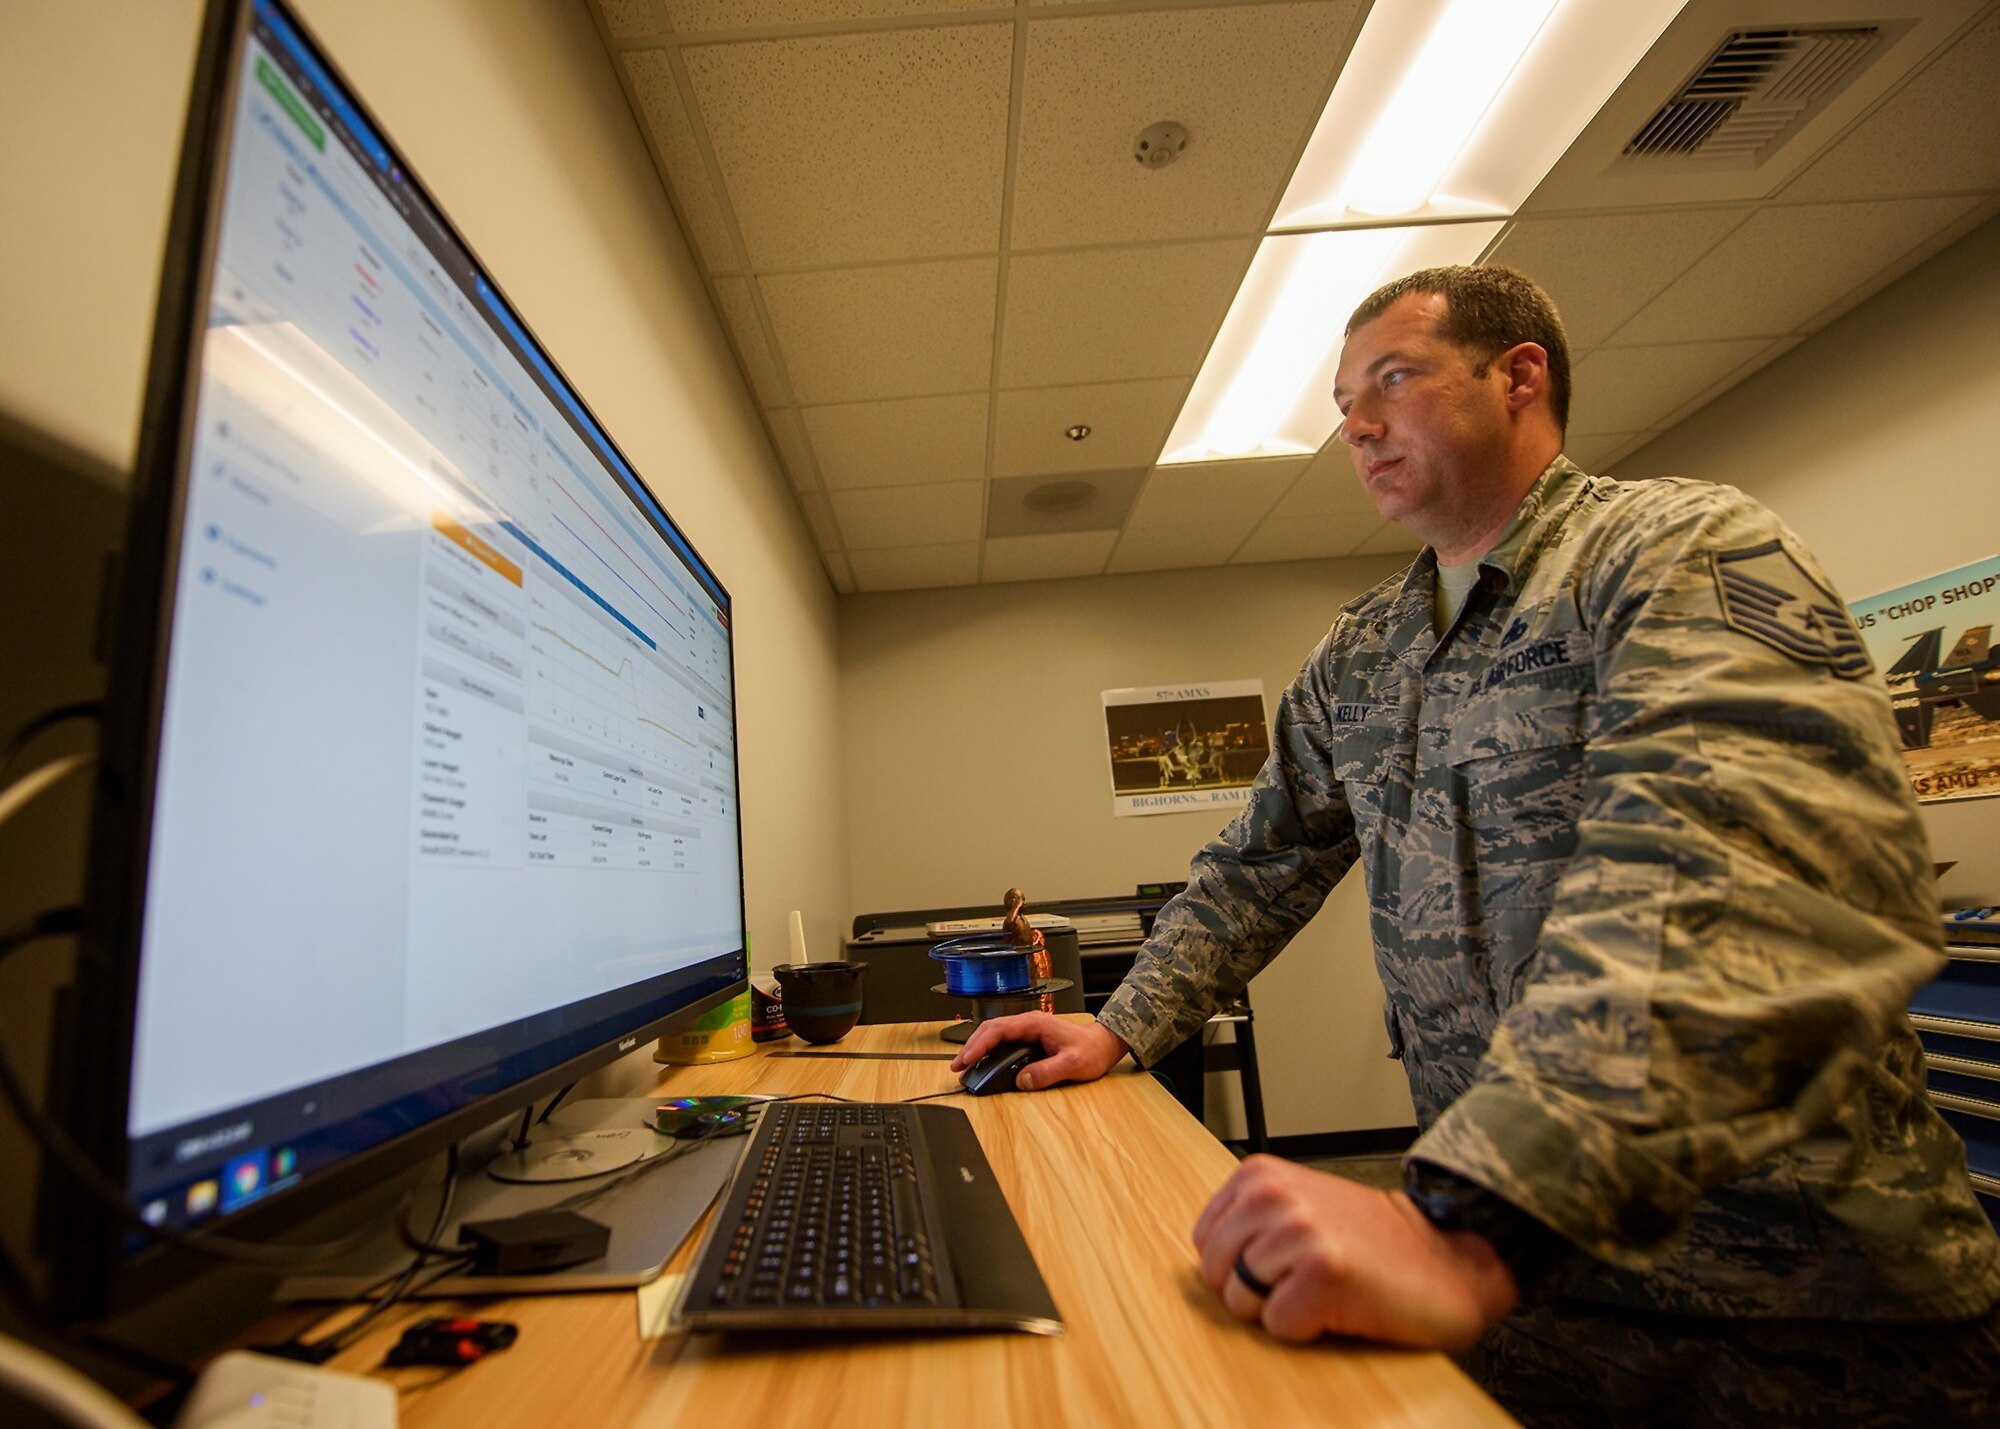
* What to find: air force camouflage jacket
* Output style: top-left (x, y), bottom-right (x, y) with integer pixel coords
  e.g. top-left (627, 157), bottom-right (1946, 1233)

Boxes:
top-left (1098, 457), bottom-right (2000, 1320)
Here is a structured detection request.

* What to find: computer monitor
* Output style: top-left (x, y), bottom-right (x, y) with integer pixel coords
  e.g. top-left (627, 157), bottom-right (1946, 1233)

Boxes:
top-left (45, 0), bottom-right (746, 1323)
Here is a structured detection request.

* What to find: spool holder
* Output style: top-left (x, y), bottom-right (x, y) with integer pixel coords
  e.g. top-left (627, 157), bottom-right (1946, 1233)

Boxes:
top-left (928, 936), bottom-right (1072, 1046)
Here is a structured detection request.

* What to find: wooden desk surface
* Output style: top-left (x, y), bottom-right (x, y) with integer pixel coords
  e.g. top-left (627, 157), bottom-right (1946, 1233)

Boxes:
top-left (326, 1021), bottom-right (1508, 1427)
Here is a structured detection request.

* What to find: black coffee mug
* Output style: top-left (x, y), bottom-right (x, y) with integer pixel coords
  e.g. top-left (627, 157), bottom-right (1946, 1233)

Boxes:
top-left (771, 961), bottom-right (866, 1044)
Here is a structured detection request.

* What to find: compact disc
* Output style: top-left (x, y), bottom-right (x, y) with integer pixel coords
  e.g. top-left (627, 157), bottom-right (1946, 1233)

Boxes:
top-left (485, 1128), bottom-right (661, 1183)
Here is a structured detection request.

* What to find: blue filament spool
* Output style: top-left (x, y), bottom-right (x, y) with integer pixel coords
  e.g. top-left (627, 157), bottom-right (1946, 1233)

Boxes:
top-left (929, 936), bottom-right (1036, 997)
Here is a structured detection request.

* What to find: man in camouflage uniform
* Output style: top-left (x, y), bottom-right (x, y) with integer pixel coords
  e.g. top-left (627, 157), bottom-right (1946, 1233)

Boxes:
top-left (955, 266), bottom-right (2000, 1422)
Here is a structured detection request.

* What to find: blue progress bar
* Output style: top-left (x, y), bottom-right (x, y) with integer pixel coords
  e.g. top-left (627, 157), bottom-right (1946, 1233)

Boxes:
top-left (500, 520), bottom-right (656, 651)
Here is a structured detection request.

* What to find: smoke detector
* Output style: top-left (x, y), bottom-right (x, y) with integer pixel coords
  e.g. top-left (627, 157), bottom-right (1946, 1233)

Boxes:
top-left (1134, 122), bottom-right (1189, 169)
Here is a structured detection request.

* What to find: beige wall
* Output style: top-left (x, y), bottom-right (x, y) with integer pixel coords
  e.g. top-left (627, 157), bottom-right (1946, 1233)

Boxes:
top-left (1612, 214), bottom-right (2000, 898)
top-left (1610, 214), bottom-right (2000, 605)
top-left (839, 557), bottom-right (1421, 1137)
top-left (0, 3), bottom-right (848, 1101)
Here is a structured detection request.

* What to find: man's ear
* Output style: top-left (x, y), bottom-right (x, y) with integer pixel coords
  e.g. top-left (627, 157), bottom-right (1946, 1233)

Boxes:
top-left (1500, 341), bottom-right (1549, 415)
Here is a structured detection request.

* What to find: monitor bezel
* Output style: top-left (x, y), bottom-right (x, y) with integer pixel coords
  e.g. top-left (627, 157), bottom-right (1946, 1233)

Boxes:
top-left (46, 0), bottom-right (748, 1325)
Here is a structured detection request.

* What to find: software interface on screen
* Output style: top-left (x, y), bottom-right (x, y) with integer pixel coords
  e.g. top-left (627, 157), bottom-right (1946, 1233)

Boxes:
top-left (124, 1), bottom-right (743, 1224)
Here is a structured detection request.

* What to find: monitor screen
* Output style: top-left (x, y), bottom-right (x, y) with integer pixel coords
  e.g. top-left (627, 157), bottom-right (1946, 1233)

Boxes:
top-left (67, 0), bottom-right (745, 1270)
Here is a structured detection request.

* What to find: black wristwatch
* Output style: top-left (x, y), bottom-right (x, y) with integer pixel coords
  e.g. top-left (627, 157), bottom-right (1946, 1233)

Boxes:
top-left (1403, 1160), bottom-right (1572, 1294)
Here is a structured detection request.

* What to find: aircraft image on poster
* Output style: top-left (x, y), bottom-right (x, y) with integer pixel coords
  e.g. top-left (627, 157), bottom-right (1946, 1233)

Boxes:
top-left (1851, 556), bottom-right (2000, 804)
top-left (1883, 624), bottom-right (2000, 751)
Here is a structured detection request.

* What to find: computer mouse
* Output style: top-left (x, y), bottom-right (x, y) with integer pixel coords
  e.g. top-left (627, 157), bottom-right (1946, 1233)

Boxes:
top-left (959, 1040), bottom-right (1040, 1096)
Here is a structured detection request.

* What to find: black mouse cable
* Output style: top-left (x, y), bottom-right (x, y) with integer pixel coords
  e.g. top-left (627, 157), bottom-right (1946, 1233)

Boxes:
top-left (260, 1146), bottom-right (473, 1365)
top-left (540, 1125), bottom-right (715, 1221)
top-left (537, 1091), bottom-right (904, 1219)
top-left (297, 1146), bottom-right (471, 1361)
top-left (750, 1089), bottom-right (970, 1106)
top-left (424, 1100), bottom-right (763, 1232)
top-left (545, 1087), bottom-right (973, 1217)
top-left (377, 1092), bottom-right (915, 1258)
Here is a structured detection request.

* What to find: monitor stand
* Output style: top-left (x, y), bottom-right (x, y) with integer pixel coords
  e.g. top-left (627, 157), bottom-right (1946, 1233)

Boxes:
top-left (273, 1097), bottom-right (744, 1302)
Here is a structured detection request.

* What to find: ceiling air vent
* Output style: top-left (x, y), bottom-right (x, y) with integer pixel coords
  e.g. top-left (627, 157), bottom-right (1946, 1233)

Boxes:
top-left (1624, 26), bottom-right (1884, 163)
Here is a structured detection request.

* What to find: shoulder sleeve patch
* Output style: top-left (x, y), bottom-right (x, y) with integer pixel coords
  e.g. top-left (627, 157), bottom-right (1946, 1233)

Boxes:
top-left (1711, 540), bottom-right (1872, 679)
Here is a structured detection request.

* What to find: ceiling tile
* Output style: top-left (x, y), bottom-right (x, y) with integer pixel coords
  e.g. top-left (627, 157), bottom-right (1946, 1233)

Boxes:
top-left (982, 531), bottom-right (1119, 584)
top-left (1234, 511), bottom-right (1381, 565)
top-left (1126, 457), bottom-right (1303, 534)
top-left (711, 276), bottom-right (789, 407)
top-left (1268, 446), bottom-right (1378, 521)
top-left (1010, 2), bottom-right (1363, 248)
top-left (764, 407), bottom-right (819, 493)
top-left (999, 239), bottom-right (1255, 387)
top-left (1569, 341), bottom-right (1770, 436)
top-left (1653, 337), bottom-right (1802, 432)
top-left (986, 468), bottom-right (1146, 538)
top-left (829, 480), bottom-right (985, 549)
top-left (1610, 197), bottom-right (1985, 345)
top-left (665, 1), bottom-right (970, 29)
top-left (596, 0), bottom-right (663, 41)
top-left (1105, 522), bottom-right (1250, 575)
top-left (823, 549), bottom-right (855, 595)
top-left (681, 26), bottom-right (1010, 268)
top-left (624, 50), bottom-right (741, 273)
top-left (1784, 16), bottom-right (2000, 203)
top-left (1349, 520), bottom-right (1422, 558)
top-left (802, 393), bottom-right (988, 490)
top-left (760, 259), bottom-right (997, 404)
top-left (1564, 431), bottom-right (1645, 473)
top-left (849, 543), bottom-right (981, 592)
top-left (1486, 208), bottom-right (1751, 350)
top-left (992, 378), bottom-right (1187, 478)
top-left (797, 490), bottom-right (842, 552)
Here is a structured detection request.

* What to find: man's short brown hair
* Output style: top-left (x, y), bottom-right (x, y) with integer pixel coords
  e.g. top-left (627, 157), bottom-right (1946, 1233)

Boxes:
top-left (1346, 265), bottom-right (1571, 433)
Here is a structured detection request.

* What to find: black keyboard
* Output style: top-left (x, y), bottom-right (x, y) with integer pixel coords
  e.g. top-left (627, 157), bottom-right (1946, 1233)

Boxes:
top-left (676, 1101), bottom-right (1062, 1334)
top-left (711, 1102), bottom-right (957, 1309)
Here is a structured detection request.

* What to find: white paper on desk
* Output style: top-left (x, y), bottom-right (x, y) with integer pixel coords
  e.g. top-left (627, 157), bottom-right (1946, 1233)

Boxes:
top-left (636, 1271), bottom-right (687, 1340)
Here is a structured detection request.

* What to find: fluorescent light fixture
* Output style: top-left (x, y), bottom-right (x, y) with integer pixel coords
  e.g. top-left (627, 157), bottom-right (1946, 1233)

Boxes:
top-left (1343, 0), bottom-right (1557, 218)
top-left (1274, 0), bottom-right (1690, 231)
top-left (1162, 222), bottom-right (1501, 465)
top-left (1159, 0), bottom-right (1691, 463)
top-left (1198, 227), bottom-right (1399, 459)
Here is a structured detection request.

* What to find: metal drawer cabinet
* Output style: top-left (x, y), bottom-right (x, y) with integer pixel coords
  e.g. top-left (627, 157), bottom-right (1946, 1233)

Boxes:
top-left (1917, 926), bottom-right (2000, 1230)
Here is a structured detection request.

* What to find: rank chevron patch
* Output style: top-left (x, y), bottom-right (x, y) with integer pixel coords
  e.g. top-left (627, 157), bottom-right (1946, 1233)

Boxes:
top-left (1712, 540), bottom-right (1871, 679)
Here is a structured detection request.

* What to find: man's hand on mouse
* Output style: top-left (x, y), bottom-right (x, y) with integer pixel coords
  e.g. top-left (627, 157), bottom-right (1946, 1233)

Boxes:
top-left (949, 1012), bottom-right (1129, 1091)
top-left (1192, 1155), bottom-right (1519, 1353)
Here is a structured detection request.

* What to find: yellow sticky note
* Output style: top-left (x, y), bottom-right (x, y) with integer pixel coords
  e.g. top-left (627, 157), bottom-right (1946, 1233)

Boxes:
top-left (635, 1271), bottom-right (687, 1340)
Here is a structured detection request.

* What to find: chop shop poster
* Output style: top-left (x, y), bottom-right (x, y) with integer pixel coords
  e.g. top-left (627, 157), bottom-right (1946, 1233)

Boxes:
top-left (1849, 555), bottom-right (2000, 803)
top-left (1103, 681), bottom-right (1269, 817)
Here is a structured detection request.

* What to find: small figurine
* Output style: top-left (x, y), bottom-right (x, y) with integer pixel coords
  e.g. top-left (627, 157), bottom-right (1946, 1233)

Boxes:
top-left (1002, 887), bottom-right (1056, 1014)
